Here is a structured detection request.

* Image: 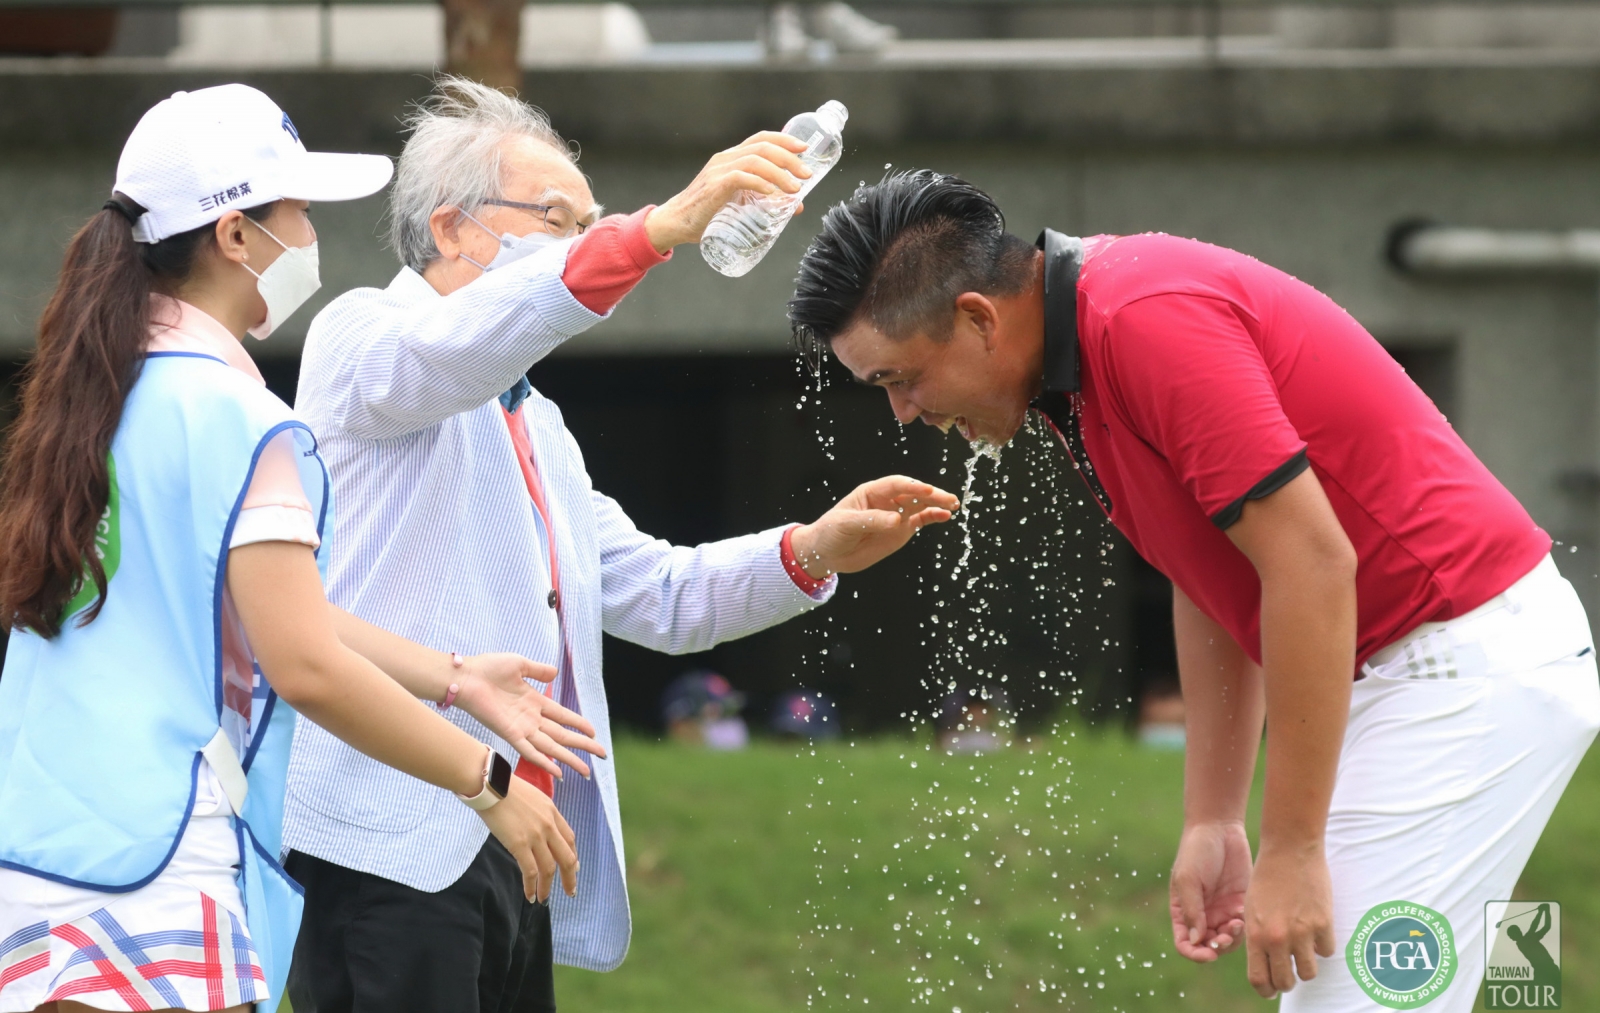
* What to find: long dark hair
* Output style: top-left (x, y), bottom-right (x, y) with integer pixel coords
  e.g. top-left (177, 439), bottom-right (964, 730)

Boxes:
top-left (0, 195), bottom-right (273, 637)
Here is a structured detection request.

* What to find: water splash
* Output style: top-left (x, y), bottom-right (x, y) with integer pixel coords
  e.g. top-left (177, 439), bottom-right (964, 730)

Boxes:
top-left (950, 439), bottom-right (1004, 581)
top-left (782, 374), bottom-right (1168, 1009)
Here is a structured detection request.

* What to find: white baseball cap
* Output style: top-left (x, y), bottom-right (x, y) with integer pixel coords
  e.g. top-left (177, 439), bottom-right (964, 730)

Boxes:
top-left (113, 83), bottom-right (394, 244)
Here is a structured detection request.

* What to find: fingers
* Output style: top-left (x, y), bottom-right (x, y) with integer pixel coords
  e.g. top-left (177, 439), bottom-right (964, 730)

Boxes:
top-left (511, 722), bottom-right (605, 779)
top-left (907, 507), bottom-right (954, 530)
top-left (894, 493), bottom-right (960, 516)
top-left (1211, 917), bottom-right (1246, 955)
top-left (1268, 944), bottom-right (1296, 995)
top-left (521, 659), bottom-right (558, 684)
top-left (728, 154), bottom-right (803, 194)
top-left (886, 478), bottom-right (959, 507)
top-left (1246, 938), bottom-right (1275, 997)
top-left (529, 837), bottom-right (556, 903)
top-left (1292, 917), bottom-right (1335, 984)
top-left (1247, 928), bottom-right (1296, 998)
top-left (1173, 871), bottom-right (1208, 951)
top-left (538, 699), bottom-right (599, 741)
top-left (514, 742), bottom-right (563, 780)
top-left (1291, 936), bottom-right (1320, 984)
top-left (1171, 918), bottom-right (1218, 962)
top-left (554, 825), bottom-right (580, 898)
top-left (532, 734), bottom-right (593, 779)
top-left (544, 721), bottom-right (608, 759)
top-left (483, 781), bottom-right (576, 903)
top-left (857, 474), bottom-right (932, 503)
top-left (1173, 931), bottom-right (1218, 962)
top-left (741, 129), bottom-right (810, 152)
top-left (860, 475), bottom-right (960, 512)
top-left (1313, 919), bottom-right (1336, 959)
top-left (722, 169), bottom-right (787, 198)
top-left (854, 509), bottom-right (905, 532)
top-left (518, 846), bottom-right (545, 904)
top-left (1169, 871), bottom-right (1219, 963)
top-left (739, 140), bottom-right (811, 179)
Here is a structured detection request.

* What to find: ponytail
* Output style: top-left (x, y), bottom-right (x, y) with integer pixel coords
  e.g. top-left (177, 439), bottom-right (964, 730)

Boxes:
top-left (0, 195), bottom-right (275, 636)
top-left (0, 199), bottom-right (153, 636)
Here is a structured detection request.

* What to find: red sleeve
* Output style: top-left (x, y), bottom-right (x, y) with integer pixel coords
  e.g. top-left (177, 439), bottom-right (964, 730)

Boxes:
top-left (560, 206), bottom-right (671, 315)
top-left (1102, 293), bottom-right (1307, 526)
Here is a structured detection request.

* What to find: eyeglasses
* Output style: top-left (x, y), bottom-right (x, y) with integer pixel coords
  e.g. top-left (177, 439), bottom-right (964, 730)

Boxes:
top-left (478, 198), bottom-right (589, 238)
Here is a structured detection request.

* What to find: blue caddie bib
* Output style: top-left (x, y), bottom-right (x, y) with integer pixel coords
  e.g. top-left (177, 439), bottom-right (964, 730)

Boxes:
top-left (0, 352), bottom-right (332, 1005)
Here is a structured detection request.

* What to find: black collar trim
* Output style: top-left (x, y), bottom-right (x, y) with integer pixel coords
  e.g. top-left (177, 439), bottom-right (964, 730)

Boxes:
top-left (1033, 229), bottom-right (1083, 399)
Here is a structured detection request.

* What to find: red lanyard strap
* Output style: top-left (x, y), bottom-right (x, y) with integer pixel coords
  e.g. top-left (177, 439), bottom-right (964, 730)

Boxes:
top-left (1036, 403), bottom-right (1113, 522)
top-left (501, 405), bottom-right (561, 598)
top-left (499, 404), bottom-right (564, 798)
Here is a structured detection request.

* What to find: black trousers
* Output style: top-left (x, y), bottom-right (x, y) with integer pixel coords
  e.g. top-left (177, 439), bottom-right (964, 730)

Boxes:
top-left (285, 839), bottom-right (555, 1013)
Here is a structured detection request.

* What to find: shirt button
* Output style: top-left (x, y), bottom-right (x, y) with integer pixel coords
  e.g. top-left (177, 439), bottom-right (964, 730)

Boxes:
top-left (547, 589), bottom-right (559, 609)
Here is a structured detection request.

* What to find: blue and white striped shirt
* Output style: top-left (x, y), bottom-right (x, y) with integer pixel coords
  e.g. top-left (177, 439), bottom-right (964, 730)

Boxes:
top-left (283, 241), bottom-right (834, 971)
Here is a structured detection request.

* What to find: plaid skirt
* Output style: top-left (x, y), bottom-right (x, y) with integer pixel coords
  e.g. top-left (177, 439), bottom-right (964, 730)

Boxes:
top-left (0, 767), bottom-right (267, 1011)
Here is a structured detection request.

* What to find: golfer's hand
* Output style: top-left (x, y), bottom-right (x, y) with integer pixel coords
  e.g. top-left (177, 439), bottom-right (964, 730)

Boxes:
top-left (789, 476), bottom-right (959, 579)
top-left (645, 131), bottom-right (811, 252)
top-left (479, 776), bottom-right (579, 903)
top-left (453, 653), bottom-right (607, 780)
top-left (1170, 820), bottom-right (1252, 963)
top-left (1243, 843), bottom-right (1335, 997)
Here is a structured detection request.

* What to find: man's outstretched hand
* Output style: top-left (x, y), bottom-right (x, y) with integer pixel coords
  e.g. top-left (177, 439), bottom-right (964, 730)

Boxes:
top-left (789, 476), bottom-right (959, 579)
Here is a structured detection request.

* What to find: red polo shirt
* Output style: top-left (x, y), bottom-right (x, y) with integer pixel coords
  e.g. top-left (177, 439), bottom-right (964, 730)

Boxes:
top-left (1069, 233), bottom-right (1549, 669)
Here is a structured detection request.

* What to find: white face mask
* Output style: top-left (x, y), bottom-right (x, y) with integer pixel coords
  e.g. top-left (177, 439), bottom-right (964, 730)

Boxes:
top-left (242, 219), bottom-right (321, 341)
top-left (460, 209), bottom-right (561, 273)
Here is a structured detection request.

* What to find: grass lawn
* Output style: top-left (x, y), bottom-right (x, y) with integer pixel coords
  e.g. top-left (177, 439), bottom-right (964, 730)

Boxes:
top-left (552, 727), bottom-right (1600, 1012)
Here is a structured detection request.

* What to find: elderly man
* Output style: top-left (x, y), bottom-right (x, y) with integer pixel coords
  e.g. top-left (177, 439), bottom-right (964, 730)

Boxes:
top-left (789, 170), bottom-right (1600, 1013)
top-left (283, 79), bottom-right (957, 1013)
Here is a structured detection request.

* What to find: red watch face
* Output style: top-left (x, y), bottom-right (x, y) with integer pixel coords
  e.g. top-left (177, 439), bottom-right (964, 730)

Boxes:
top-left (489, 752), bottom-right (513, 799)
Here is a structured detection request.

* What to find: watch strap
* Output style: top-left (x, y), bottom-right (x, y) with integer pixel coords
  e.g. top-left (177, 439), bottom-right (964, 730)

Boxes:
top-left (457, 748), bottom-right (512, 811)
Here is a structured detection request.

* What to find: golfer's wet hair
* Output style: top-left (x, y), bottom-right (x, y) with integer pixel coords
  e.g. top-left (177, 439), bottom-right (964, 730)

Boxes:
top-left (788, 170), bottom-right (1035, 364)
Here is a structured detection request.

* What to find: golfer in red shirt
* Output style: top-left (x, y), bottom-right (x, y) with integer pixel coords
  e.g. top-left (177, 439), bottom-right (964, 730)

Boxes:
top-left (789, 170), bottom-right (1600, 1012)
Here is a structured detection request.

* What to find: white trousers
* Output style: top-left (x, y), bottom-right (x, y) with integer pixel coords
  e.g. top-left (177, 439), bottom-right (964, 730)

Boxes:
top-left (1281, 556), bottom-right (1600, 1013)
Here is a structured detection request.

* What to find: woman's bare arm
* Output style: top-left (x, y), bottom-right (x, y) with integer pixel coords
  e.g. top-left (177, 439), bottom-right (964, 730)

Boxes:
top-left (228, 540), bottom-right (577, 901)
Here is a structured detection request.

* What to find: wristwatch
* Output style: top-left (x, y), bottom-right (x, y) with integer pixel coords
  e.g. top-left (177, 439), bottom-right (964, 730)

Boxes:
top-left (457, 747), bottom-right (513, 811)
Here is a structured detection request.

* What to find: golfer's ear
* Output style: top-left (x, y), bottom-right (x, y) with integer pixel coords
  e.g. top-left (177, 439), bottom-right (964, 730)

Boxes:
top-left (954, 291), bottom-right (1002, 350)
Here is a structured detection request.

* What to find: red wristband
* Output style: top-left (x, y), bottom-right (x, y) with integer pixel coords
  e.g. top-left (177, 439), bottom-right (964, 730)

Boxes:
top-left (781, 525), bottom-right (830, 596)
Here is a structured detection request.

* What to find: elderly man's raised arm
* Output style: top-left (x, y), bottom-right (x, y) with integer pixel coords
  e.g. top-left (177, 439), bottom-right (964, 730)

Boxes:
top-left (307, 245), bottom-right (601, 441)
top-left (305, 120), bottom-right (818, 441)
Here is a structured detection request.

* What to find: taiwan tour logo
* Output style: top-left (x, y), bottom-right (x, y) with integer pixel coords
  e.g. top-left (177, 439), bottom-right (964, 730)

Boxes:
top-left (1485, 902), bottom-right (1560, 1009)
top-left (1346, 901), bottom-right (1457, 1008)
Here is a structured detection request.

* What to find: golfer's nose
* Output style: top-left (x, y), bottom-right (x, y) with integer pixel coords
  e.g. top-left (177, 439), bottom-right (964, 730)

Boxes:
top-left (886, 389), bottom-right (921, 426)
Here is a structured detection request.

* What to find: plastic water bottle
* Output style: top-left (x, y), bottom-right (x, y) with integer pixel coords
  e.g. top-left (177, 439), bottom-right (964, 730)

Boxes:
top-left (700, 100), bottom-right (849, 278)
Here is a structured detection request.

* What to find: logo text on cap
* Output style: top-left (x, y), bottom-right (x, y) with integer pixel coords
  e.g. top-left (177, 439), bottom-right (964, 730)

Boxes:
top-left (199, 182), bottom-right (253, 213)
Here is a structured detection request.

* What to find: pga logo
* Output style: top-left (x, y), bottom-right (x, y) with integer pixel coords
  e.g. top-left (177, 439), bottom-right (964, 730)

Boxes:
top-left (1347, 901), bottom-right (1457, 1008)
top-left (1371, 935), bottom-right (1437, 972)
